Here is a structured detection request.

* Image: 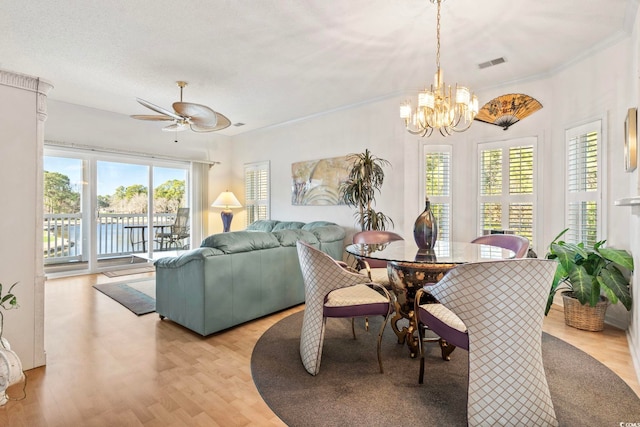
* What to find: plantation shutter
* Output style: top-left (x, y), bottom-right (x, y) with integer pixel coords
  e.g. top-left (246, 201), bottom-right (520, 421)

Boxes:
top-left (566, 122), bottom-right (601, 245)
top-left (508, 145), bottom-right (534, 242)
top-left (423, 146), bottom-right (452, 241)
top-left (478, 138), bottom-right (537, 247)
top-left (244, 161), bottom-right (270, 226)
top-left (480, 149), bottom-right (502, 196)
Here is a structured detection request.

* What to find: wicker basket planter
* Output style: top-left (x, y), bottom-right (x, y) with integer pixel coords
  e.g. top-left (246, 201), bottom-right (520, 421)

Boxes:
top-left (561, 291), bottom-right (609, 332)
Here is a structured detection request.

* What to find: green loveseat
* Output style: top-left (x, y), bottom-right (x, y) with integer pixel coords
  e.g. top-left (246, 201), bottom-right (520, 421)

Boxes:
top-left (154, 220), bottom-right (345, 336)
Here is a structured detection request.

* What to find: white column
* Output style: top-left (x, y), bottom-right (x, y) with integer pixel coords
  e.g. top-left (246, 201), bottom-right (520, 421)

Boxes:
top-left (0, 69), bottom-right (52, 369)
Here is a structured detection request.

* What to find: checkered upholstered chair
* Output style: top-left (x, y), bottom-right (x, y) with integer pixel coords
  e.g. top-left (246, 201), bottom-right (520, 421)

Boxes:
top-left (297, 240), bottom-right (393, 376)
top-left (415, 259), bottom-right (558, 426)
top-left (351, 230), bottom-right (404, 287)
top-left (471, 234), bottom-right (530, 258)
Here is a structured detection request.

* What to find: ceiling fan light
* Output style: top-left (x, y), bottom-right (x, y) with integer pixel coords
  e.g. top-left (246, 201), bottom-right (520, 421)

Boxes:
top-left (162, 123), bottom-right (188, 132)
top-left (132, 82), bottom-right (231, 133)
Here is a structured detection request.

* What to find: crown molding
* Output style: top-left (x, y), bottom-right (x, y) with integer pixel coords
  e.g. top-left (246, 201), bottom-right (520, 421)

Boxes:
top-left (0, 68), bottom-right (53, 95)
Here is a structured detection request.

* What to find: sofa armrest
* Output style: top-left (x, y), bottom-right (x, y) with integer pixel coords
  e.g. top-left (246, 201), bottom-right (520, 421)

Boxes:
top-left (154, 247), bottom-right (223, 268)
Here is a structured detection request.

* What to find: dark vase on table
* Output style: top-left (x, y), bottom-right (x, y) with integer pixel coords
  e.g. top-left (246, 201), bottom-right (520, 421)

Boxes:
top-left (414, 197), bottom-right (438, 250)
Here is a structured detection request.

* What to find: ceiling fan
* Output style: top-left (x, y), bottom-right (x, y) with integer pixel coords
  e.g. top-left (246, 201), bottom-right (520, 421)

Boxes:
top-left (130, 81), bottom-right (231, 132)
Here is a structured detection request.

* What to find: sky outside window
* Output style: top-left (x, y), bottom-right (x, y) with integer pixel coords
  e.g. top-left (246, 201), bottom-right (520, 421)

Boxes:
top-left (45, 157), bottom-right (184, 197)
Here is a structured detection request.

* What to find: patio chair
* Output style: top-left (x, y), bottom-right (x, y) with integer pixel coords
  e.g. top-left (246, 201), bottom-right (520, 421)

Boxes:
top-left (297, 240), bottom-right (393, 376)
top-left (155, 207), bottom-right (190, 250)
top-left (471, 233), bottom-right (530, 258)
top-left (415, 258), bottom-right (558, 426)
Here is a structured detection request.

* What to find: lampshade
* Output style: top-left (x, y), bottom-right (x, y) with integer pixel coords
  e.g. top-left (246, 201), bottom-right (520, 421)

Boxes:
top-left (212, 191), bottom-right (242, 210)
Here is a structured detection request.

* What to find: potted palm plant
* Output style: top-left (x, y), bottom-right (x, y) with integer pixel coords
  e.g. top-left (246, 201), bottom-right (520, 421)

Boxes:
top-left (545, 228), bottom-right (634, 331)
top-left (340, 149), bottom-right (393, 231)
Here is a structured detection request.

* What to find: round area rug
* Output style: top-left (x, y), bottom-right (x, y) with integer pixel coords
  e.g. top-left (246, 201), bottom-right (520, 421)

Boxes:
top-left (251, 311), bottom-right (640, 427)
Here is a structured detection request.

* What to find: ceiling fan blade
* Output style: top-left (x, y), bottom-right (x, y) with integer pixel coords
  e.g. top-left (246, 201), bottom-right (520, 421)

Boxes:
top-left (137, 98), bottom-right (184, 121)
top-left (190, 113), bottom-right (232, 132)
top-left (162, 123), bottom-right (188, 132)
top-left (173, 102), bottom-right (217, 127)
top-left (130, 114), bottom-right (174, 121)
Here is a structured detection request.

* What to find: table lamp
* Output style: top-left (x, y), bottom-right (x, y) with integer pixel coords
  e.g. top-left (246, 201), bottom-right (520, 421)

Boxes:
top-left (212, 190), bottom-right (242, 232)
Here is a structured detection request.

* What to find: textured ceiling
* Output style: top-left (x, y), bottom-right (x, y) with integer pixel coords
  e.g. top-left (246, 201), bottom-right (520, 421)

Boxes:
top-left (0, 0), bottom-right (635, 135)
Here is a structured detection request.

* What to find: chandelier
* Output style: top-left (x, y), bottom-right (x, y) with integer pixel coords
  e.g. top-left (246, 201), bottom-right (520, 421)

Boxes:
top-left (400, 0), bottom-right (478, 137)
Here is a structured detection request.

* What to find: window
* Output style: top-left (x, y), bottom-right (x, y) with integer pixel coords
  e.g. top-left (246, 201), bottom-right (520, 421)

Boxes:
top-left (43, 145), bottom-right (192, 272)
top-left (565, 121), bottom-right (601, 246)
top-left (478, 138), bottom-right (536, 246)
top-left (244, 161), bottom-right (270, 226)
top-left (422, 145), bottom-right (452, 241)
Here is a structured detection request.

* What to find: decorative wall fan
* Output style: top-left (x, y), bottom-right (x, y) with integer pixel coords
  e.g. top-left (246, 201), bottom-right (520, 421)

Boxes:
top-left (474, 93), bottom-right (543, 130)
top-left (130, 81), bottom-right (231, 132)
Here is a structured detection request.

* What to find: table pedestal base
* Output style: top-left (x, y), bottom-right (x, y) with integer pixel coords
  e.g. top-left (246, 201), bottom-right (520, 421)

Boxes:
top-left (387, 261), bottom-right (456, 357)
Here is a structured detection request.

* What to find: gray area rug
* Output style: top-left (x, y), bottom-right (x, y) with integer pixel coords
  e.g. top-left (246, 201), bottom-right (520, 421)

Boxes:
top-left (102, 265), bottom-right (155, 277)
top-left (93, 279), bottom-right (155, 315)
top-left (251, 311), bottom-right (640, 427)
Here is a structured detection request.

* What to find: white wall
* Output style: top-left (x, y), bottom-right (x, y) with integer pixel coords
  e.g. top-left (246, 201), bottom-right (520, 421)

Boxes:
top-left (625, 2), bottom-right (640, 381)
top-left (230, 99), bottom-right (406, 241)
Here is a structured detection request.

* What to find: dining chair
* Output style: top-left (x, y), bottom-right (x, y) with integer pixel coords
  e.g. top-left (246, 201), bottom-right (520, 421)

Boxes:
top-left (296, 240), bottom-right (393, 376)
top-left (351, 230), bottom-right (404, 287)
top-left (471, 233), bottom-right (530, 258)
top-left (415, 258), bottom-right (558, 426)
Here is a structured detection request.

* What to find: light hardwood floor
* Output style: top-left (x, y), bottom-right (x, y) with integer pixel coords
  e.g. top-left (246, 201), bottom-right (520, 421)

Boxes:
top-left (1, 272), bottom-right (638, 426)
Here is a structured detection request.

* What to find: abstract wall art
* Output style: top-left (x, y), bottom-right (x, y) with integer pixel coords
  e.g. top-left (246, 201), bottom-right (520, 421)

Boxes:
top-left (291, 156), bottom-right (351, 205)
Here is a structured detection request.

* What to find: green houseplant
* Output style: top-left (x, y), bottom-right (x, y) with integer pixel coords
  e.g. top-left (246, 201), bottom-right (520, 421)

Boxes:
top-left (545, 228), bottom-right (634, 331)
top-left (340, 149), bottom-right (394, 231)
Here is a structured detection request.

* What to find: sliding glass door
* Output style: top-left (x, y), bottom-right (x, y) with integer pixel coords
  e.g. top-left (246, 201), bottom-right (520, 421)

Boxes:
top-left (44, 147), bottom-right (190, 274)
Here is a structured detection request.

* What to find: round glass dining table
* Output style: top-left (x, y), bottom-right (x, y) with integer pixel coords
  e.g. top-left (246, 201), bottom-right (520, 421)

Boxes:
top-left (345, 240), bottom-right (515, 357)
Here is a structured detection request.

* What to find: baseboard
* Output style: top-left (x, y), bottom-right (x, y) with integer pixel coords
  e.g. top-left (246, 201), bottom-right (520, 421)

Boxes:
top-left (627, 330), bottom-right (640, 390)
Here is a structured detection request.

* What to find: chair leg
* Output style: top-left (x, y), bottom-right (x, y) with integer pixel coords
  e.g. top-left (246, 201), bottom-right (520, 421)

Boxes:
top-left (376, 313), bottom-right (391, 374)
top-left (418, 321), bottom-right (425, 384)
top-left (439, 339), bottom-right (456, 361)
top-left (351, 318), bottom-right (356, 339)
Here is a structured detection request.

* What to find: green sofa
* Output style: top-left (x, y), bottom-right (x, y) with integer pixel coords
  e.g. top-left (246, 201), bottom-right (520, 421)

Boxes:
top-left (154, 220), bottom-right (345, 336)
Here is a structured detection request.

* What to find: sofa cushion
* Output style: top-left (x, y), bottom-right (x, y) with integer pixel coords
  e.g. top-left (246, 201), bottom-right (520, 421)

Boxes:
top-left (200, 231), bottom-right (280, 253)
top-left (301, 221), bottom-right (336, 230)
top-left (272, 229), bottom-right (319, 247)
top-left (246, 220), bottom-right (280, 232)
top-left (308, 224), bottom-right (346, 242)
top-left (272, 221), bottom-right (306, 231)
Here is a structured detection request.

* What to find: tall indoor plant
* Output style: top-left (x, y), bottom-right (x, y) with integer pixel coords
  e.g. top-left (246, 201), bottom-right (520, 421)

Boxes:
top-left (545, 228), bottom-right (634, 331)
top-left (340, 149), bottom-right (393, 231)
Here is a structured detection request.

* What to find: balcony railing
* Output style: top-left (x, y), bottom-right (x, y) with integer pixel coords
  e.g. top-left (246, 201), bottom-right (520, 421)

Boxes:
top-left (44, 213), bottom-right (175, 265)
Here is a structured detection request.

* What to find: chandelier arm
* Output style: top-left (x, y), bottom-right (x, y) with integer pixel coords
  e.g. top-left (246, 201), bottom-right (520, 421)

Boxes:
top-left (405, 128), bottom-right (429, 136)
top-left (450, 119), bottom-right (475, 133)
